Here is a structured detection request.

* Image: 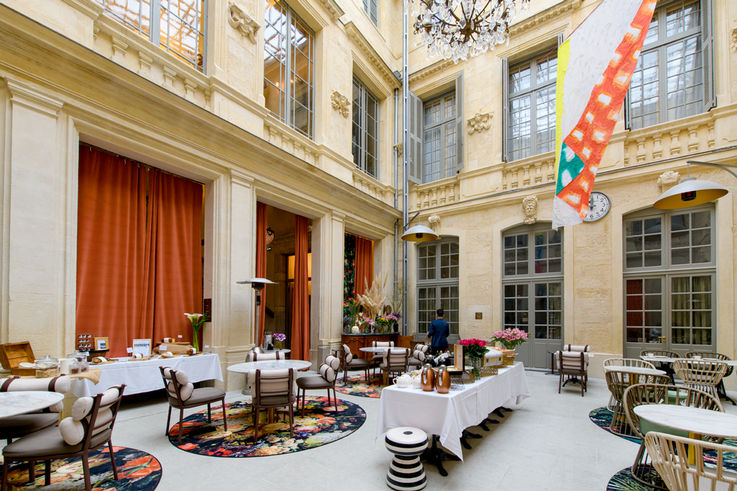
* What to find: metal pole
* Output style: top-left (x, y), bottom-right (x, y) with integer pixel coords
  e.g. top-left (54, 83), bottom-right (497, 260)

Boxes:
top-left (401, 0), bottom-right (409, 335)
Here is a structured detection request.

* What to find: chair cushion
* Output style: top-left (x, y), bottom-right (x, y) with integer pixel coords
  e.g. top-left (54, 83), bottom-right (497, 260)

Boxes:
top-left (348, 358), bottom-right (370, 369)
top-left (254, 395), bottom-right (293, 407)
top-left (408, 358), bottom-right (422, 367)
top-left (0, 413), bottom-right (58, 440)
top-left (186, 387), bottom-right (225, 406)
top-left (297, 375), bottom-right (331, 389)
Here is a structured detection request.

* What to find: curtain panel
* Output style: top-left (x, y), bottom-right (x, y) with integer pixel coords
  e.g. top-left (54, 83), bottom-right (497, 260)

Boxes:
top-left (354, 236), bottom-right (374, 296)
top-left (291, 215), bottom-right (310, 361)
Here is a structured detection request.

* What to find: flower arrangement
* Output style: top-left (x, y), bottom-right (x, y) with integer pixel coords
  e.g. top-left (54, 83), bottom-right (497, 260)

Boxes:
top-left (343, 298), bottom-right (360, 332)
top-left (375, 313), bottom-right (399, 333)
top-left (491, 328), bottom-right (529, 349)
top-left (273, 332), bottom-right (286, 350)
top-left (184, 313), bottom-right (206, 351)
top-left (459, 338), bottom-right (489, 359)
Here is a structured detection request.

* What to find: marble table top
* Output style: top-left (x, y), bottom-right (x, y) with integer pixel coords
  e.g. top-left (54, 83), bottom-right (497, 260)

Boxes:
top-left (0, 391), bottom-right (65, 418)
top-left (359, 347), bottom-right (406, 353)
top-left (634, 404), bottom-right (737, 438)
top-left (227, 360), bottom-right (312, 373)
top-left (604, 366), bottom-right (666, 376)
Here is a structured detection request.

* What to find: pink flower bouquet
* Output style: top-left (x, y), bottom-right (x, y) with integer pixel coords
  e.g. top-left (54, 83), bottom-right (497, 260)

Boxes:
top-left (491, 328), bottom-right (528, 349)
top-left (458, 338), bottom-right (489, 359)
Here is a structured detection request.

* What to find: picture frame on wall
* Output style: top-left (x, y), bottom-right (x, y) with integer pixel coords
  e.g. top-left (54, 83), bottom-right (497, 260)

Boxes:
top-left (132, 338), bottom-right (152, 357)
top-left (94, 337), bottom-right (109, 351)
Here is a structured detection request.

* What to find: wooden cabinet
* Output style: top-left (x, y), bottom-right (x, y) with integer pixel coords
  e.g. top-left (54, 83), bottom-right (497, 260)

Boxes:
top-left (341, 333), bottom-right (399, 360)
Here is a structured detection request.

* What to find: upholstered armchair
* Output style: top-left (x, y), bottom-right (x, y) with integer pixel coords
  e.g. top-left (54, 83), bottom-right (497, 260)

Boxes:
top-left (408, 344), bottom-right (429, 368)
top-left (296, 355), bottom-right (341, 414)
top-left (159, 367), bottom-right (227, 443)
top-left (246, 350), bottom-right (283, 362)
top-left (1, 385), bottom-right (125, 491)
top-left (252, 368), bottom-right (295, 440)
top-left (0, 375), bottom-right (70, 444)
top-left (557, 351), bottom-right (587, 396)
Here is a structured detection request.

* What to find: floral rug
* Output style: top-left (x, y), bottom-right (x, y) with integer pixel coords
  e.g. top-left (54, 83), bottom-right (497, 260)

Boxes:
top-left (589, 407), bottom-right (642, 444)
top-left (169, 396), bottom-right (365, 457)
top-left (335, 374), bottom-right (383, 398)
top-left (0, 446), bottom-right (161, 490)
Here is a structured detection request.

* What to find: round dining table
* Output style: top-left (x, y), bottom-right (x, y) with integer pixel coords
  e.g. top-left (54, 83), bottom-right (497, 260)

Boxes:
top-left (0, 391), bottom-right (65, 418)
top-left (227, 359), bottom-right (311, 373)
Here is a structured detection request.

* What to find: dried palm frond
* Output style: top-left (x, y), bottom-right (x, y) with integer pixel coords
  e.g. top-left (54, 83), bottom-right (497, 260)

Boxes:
top-left (357, 273), bottom-right (388, 320)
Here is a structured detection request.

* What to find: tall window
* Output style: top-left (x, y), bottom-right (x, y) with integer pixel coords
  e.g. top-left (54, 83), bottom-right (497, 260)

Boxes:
top-left (423, 93), bottom-right (457, 183)
top-left (503, 226), bottom-right (563, 368)
top-left (96, 0), bottom-right (206, 71)
top-left (624, 207), bottom-right (715, 353)
top-left (628, 0), bottom-right (714, 129)
top-left (352, 77), bottom-right (380, 177)
top-left (505, 50), bottom-right (557, 161)
top-left (264, 1), bottom-right (314, 137)
top-left (363, 0), bottom-right (378, 25)
top-left (417, 238), bottom-right (459, 335)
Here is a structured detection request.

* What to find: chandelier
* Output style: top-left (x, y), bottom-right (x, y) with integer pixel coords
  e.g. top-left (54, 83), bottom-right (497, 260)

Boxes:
top-left (412, 0), bottom-right (530, 62)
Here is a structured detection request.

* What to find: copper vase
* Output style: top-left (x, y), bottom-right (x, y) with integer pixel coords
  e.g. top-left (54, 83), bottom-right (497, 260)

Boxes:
top-left (436, 365), bottom-right (451, 394)
top-left (421, 364), bottom-right (435, 392)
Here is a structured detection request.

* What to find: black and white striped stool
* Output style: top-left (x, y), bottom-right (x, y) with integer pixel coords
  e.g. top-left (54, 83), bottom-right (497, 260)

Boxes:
top-left (384, 426), bottom-right (428, 490)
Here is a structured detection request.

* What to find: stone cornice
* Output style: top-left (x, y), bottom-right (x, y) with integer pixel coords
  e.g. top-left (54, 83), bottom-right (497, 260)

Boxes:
top-left (5, 78), bottom-right (64, 117)
top-left (510, 0), bottom-right (583, 36)
top-left (408, 59), bottom-right (454, 84)
top-left (344, 22), bottom-right (400, 90)
top-left (318, 0), bottom-right (344, 21)
top-left (61, 0), bottom-right (103, 19)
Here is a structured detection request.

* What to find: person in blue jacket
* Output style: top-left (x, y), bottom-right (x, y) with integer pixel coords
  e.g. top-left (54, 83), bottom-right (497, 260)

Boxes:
top-left (427, 308), bottom-right (449, 355)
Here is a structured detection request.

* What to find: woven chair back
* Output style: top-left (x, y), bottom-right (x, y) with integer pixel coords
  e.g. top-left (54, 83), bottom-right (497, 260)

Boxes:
top-left (603, 358), bottom-right (655, 369)
top-left (673, 359), bottom-right (727, 397)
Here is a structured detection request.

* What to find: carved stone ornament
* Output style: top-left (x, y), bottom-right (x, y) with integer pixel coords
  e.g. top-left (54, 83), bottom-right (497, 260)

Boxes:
top-left (394, 143), bottom-right (403, 158)
top-left (657, 170), bottom-right (680, 191)
top-left (467, 112), bottom-right (492, 135)
top-left (330, 90), bottom-right (350, 118)
top-left (732, 25), bottom-right (737, 52)
top-left (428, 215), bottom-right (441, 232)
top-left (522, 195), bottom-right (538, 225)
top-left (228, 2), bottom-right (260, 43)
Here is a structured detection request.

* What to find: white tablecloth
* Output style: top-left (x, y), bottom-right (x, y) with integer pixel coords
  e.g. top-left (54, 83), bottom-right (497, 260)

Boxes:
top-left (377, 362), bottom-right (530, 460)
top-left (70, 353), bottom-right (222, 397)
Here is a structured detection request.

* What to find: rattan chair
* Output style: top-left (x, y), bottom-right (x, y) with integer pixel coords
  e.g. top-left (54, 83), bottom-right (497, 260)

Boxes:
top-left (645, 431), bottom-right (737, 491)
top-left (687, 351), bottom-right (735, 405)
top-left (624, 383), bottom-right (723, 489)
top-left (557, 351), bottom-right (587, 396)
top-left (252, 368), bottom-right (295, 440)
top-left (605, 370), bottom-right (670, 438)
top-left (673, 358), bottom-right (727, 401)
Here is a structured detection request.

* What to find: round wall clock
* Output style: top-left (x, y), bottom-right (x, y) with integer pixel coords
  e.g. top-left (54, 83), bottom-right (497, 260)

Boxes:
top-left (583, 191), bottom-right (611, 222)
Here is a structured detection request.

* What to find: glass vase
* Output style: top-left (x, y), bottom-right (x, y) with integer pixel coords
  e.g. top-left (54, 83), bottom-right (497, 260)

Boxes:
top-left (471, 356), bottom-right (483, 377)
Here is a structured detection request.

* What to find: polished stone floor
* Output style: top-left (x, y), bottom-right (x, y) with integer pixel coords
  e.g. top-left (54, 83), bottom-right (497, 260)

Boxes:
top-left (7, 370), bottom-right (737, 490)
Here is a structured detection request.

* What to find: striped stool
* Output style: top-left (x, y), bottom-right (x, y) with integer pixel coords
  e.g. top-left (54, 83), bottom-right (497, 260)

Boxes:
top-left (384, 426), bottom-right (428, 490)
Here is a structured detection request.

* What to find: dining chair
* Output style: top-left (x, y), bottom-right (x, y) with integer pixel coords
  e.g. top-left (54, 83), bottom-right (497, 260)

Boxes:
top-left (252, 368), bottom-right (295, 440)
top-left (686, 351), bottom-right (735, 405)
top-left (338, 344), bottom-right (371, 383)
top-left (408, 344), bottom-right (429, 368)
top-left (603, 358), bottom-right (656, 369)
top-left (159, 366), bottom-right (228, 443)
top-left (623, 383), bottom-right (723, 490)
top-left (0, 375), bottom-right (71, 444)
top-left (645, 431), bottom-right (737, 491)
top-left (371, 341), bottom-right (395, 374)
top-left (673, 358), bottom-right (727, 401)
top-left (246, 350), bottom-right (283, 362)
top-left (296, 355), bottom-right (341, 414)
top-left (1, 385), bottom-right (125, 491)
top-left (380, 348), bottom-right (409, 385)
top-left (605, 370), bottom-right (671, 438)
top-left (557, 351), bottom-right (587, 396)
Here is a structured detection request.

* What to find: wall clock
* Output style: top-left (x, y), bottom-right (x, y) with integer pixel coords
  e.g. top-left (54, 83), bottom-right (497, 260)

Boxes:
top-left (583, 191), bottom-right (611, 222)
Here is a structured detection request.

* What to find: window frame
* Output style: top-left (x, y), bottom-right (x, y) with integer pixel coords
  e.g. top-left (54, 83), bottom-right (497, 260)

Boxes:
top-left (363, 0), bottom-right (378, 25)
top-left (422, 91), bottom-right (457, 183)
top-left (263, 1), bottom-right (315, 138)
top-left (352, 76), bottom-right (380, 178)
top-left (416, 237), bottom-right (460, 335)
top-left (97, 0), bottom-right (207, 72)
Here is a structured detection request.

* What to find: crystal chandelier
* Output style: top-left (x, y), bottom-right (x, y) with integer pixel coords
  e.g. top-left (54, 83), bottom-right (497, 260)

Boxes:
top-left (412, 0), bottom-right (530, 62)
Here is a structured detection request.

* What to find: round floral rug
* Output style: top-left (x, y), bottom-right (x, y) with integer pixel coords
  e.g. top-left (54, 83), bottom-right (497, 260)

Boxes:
top-left (169, 396), bottom-right (365, 457)
top-left (589, 407), bottom-right (641, 444)
top-left (335, 374), bottom-right (383, 398)
top-left (1, 446), bottom-right (161, 490)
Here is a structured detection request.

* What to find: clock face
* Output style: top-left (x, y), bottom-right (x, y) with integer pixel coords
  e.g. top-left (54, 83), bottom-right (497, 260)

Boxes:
top-left (584, 191), bottom-right (611, 222)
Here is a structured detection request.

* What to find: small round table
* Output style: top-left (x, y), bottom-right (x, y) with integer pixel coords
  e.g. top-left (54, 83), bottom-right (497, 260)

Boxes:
top-left (0, 391), bottom-right (65, 418)
top-left (359, 347), bottom-right (393, 353)
top-left (227, 360), bottom-right (312, 373)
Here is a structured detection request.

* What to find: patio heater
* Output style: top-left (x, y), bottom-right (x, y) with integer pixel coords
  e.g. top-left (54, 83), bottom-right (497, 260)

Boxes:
top-left (653, 160), bottom-right (736, 209)
top-left (236, 277), bottom-right (276, 347)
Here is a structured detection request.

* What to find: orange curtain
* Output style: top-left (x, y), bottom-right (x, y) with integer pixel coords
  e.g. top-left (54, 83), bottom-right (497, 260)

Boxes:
top-left (255, 202), bottom-right (267, 345)
top-left (150, 170), bottom-right (203, 345)
top-left (354, 236), bottom-right (374, 296)
top-left (291, 215), bottom-right (310, 361)
top-left (76, 146), bottom-right (147, 357)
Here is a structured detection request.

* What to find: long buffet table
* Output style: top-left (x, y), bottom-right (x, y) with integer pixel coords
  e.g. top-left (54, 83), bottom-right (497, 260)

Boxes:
top-left (70, 353), bottom-right (222, 397)
top-left (377, 362), bottom-right (530, 460)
